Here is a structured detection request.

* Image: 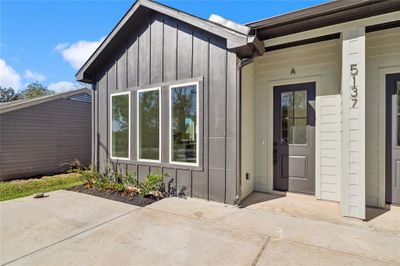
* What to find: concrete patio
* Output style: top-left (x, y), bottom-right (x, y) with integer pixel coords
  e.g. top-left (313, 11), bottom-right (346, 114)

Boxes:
top-left (1, 190), bottom-right (399, 266)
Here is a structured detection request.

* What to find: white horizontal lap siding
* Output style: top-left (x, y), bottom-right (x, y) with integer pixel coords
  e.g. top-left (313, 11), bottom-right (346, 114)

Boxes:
top-left (365, 28), bottom-right (400, 207)
top-left (254, 39), bottom-right (341, 193)
top-left (316, 95), bottom-right (341, 201)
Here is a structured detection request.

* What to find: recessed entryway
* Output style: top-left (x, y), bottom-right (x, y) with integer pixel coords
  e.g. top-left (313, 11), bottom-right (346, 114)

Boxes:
top-left (273, 82), bottom-right (316, 194)
top-left (386, 73), bottom-right (400, 205)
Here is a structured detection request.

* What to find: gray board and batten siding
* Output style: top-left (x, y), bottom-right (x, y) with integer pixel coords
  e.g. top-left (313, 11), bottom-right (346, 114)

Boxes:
top-left (90, 11), bottom-right (240, 203)
top-left (0, 90), bottom-right (92, 181)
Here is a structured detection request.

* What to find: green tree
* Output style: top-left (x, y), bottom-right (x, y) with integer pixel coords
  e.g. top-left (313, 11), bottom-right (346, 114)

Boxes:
top-left (18, 82), bottom-right (54, 100)
top-left (0, 87), bottom-right (20, 102)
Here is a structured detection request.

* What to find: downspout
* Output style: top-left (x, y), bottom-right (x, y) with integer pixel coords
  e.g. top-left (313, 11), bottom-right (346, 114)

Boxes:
top-left (235, 50), bottom-right (257, 205)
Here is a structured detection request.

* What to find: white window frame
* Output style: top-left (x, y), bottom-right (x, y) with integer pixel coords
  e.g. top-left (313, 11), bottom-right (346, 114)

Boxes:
top-left (169, 81), bottom-right (200, 167)
top-left (137, 87), bottom-right (162, 163)
top-left (110, 91), bottom-right (131, 160)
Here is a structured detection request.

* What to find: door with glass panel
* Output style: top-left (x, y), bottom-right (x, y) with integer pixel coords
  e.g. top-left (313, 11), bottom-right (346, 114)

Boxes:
top-left (386, 73), bottom-right (400, 204)
top-left (273, 82), bottom-right (316, 194)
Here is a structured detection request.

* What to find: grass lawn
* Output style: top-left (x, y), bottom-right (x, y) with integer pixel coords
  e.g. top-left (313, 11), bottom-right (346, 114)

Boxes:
top-left (0, 173), bottom-right (84, 201)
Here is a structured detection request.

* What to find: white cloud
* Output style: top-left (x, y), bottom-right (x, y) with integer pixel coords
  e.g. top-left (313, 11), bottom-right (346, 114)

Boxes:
top-left (54, 43), bottom-right (68, 51)
top-left (48, 81), bottom-right (85, 93)
top-left (0, 59), bottom-right (21, 90)
top-left (55, 37), bottom-right (105, 70)
top-left (24, 69), bottom-right (46, 82)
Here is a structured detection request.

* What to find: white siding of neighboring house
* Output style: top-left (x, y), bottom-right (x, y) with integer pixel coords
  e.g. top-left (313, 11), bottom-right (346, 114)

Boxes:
top-left (365, 28), bottom-right (400, 207)
top-left (241, 63), bottom-right (255, 200)
top-left (253, 39), bottom-right (341, 194)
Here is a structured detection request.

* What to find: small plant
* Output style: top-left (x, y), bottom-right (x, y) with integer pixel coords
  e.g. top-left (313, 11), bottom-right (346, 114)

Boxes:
top-left (137, 170), bottom-right (165, 197)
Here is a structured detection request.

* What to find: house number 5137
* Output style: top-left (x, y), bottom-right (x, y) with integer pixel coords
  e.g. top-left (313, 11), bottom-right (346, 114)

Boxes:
top-left (350, 64), bottom-right (358, 108)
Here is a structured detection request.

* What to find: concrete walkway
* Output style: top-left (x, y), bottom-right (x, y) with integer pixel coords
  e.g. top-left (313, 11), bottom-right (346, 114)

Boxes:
top-left (0, 190), bottom-right (399, 266)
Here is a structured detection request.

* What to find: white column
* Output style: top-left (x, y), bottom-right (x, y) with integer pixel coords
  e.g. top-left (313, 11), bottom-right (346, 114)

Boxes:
top-left (341, 27), bottom-right (366, 219)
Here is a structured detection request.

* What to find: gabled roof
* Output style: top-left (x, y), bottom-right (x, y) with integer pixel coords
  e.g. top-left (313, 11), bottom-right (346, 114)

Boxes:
top-left (76, 0), bottom-right (250, 83)
top-left (0, 88), bottom-right (91, 114)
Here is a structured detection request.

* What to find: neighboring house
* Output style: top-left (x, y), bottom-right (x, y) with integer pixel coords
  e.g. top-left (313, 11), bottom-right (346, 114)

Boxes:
top-left (0, 89), bottom-right (92, 181)
top-left (76, 0), bottom-right (400, 219)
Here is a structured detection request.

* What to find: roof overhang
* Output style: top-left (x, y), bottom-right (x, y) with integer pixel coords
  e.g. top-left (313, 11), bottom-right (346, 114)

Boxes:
top-left (247, 0), bottom-right (400, 41)
top-left (76, 0), bottom-right (255, 83)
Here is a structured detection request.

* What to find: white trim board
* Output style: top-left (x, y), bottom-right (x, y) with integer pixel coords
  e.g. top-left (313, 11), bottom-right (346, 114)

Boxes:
top-left (264, 11), bottom-right (400, 48)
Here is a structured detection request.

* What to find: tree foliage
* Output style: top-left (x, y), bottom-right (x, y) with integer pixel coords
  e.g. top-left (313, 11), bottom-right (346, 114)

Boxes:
top-left (0, 87), bottom-right (20, 102)
top-left (0, 82), bottom-right (55, 102)
top-left (18, 82), bottom-right (54, 100)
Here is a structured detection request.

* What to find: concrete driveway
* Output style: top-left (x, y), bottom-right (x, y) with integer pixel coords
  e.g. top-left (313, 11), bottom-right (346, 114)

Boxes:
top-left (1, 190), bottom-right (399, 266)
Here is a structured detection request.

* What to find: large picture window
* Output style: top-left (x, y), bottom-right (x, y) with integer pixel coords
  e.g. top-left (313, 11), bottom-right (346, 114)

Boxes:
top-left (138, 88), bottom-right (161, 161)
top-left (170, 82), bottom-right (199, 165)
top-left (110, 92), bottom-right (130, 160)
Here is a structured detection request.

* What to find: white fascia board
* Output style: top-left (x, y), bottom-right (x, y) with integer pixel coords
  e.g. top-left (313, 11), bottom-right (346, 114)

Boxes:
top-left (264, 11), bottom-right (400, 48)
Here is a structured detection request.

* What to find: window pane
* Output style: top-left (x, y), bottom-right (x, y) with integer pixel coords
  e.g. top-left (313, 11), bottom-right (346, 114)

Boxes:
top-left (171, 84), bottom-right (197, 164)
top-left (111, 94), bottom-right (129, 158)
top-left (139, 89), bottom-right (160, 160)
top-left (294, 90), bottom-right (307, 118)
top-left (281, 92), bottom-right (293, 118)
top-left (292, 118), bottom-right (307, 144)
top-left (281, 92), bottom-right (293, 143)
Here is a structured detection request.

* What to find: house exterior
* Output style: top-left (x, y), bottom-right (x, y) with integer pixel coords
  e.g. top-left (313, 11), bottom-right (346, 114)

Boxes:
top-left (0, 89), bottom-right (92, 181)
top-left (76, 0), bottom-right (400, 219)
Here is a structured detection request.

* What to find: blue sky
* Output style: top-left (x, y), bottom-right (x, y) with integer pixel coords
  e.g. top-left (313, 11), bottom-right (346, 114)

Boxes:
top-left (1, 0), bottom-right (327, 92)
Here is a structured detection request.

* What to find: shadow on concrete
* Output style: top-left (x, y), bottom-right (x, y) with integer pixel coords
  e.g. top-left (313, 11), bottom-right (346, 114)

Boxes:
top-left (238, 192), bottom-right (285, 208)
top-left (365, 207), bottom-right (389, 221)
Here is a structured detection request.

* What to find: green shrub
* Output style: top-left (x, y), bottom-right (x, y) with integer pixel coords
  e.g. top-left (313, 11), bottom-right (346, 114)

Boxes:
top-left (69, 161), bottom-right (182, 198)
top-left (136, 170), bottom-right (165, 197)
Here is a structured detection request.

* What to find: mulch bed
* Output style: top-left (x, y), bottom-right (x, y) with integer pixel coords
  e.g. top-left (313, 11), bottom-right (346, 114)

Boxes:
top-left (69, 185), bottom-right (160, 207)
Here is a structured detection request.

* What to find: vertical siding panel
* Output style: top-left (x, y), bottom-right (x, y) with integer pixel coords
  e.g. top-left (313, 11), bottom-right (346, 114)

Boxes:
top-left (127, 164), bottom-right (138, 181)
top-left (208, 37), bottom-right (227, 202)
top-left (138, 165), bottom-right (149, 181)
top-left (163, 167), bottom-right (176, 191)
top-left (127, 33), bottom-right (139, 88)
top-left (177, 23), bottom-right (193, 80)
top-left (96, 80), bottom-right (100, 171)
top-left (150, 15), bottom-right (163, 84)
top-left (138, 18), bottom-right (151, 86)
top-left (98, 71), bottom-right (108, 172)
top-left (163, 18), bottom-right (177, 82)
top-left (107, 62), bottom-right (116, 171)
top-left (93, 82), bottom-right (98, 169)
top-left (192, 31), bottom-right (209, 199)
top-left (177, 169), bottom-right (191, 196)
top-left (107, 63), bottom-right (115, 172)
top-left (117, 49), bottom-right (127, 90)
top-left (108, 61), bottom-right (117, 92)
